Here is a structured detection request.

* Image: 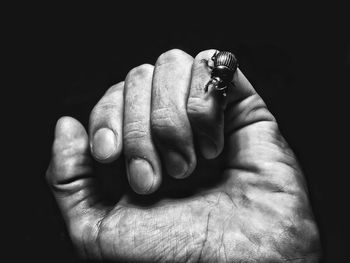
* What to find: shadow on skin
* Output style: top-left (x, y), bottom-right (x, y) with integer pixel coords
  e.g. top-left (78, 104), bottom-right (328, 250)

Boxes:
top-left (93, 151), bottom-right (227, 208)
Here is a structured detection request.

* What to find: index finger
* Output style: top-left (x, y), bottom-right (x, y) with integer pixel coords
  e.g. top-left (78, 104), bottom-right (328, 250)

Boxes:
top-left (89, 82), bottom-right (124, 163)
top-left (187, 49), bottom-right (256, 159)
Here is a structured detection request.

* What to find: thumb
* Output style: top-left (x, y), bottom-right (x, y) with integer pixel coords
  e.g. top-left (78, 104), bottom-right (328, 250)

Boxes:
top-left (46, 116), bottom-right (105, 256)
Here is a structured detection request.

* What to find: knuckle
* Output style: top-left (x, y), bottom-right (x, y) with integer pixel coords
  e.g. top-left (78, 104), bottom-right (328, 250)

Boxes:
top-left (50, 157), bottom-right (74, 181)
top-left (151, 108), bottom-right (186, 139)
top-left (187, 97), bottom-right (214, 123)
top-left (48, 142), bottom-right (89, 185)
top-left (91, 83), bottom-right (124, 119)
top-left (187, 97), bottom-right (209, 115)
top-left (126, 63), bottom-right (154, 81)
top-left (89, 102), bottom-right (119, 131)
top-left (91, 100), bottom-right (117, 117)
top-left (156, 49), bottom-right (191, 66)
top-left (124, 120), bottom-right (150, 142)
top-left (151, 108), bottom-right (177, 128)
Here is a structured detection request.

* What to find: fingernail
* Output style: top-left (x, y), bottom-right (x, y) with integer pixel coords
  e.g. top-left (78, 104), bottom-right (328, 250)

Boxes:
top-left (166, 151), bottom-right (189, 178)
top-left (92, 128), bottom-right (117, 160)
top-left (201, 137), bottom-right (218, 159)
top-left (128, 158), bottom-right (154, 194)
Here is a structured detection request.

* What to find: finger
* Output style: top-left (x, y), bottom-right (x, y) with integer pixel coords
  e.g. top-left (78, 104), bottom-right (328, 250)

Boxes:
top-left (151, 49), bottom-right (196, 179)
top-left (187, 49), bottom-right (269, 159)
top-left (46, 117), bottom-right (97, 221)
top-left (187, 49), bottom-right (226, 159)
top-left (46, 116), bottom-right (107, 259)
top-left (89, 82), bottom-right (124, 163)
top-left (123, 64), bottom-right (161, 194)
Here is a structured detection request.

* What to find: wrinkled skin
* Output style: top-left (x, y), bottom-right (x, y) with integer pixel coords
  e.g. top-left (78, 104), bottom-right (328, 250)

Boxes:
top-left (47, 49), bottom-right (321, 262)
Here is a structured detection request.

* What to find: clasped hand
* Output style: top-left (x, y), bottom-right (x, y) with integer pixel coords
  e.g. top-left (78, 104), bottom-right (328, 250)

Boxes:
top-left (46, 49), bottom-right (320, 262)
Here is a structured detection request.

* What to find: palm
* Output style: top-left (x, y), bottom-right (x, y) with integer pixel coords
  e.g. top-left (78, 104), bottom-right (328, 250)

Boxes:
top-left (58, 121), bottom-right (318, 262)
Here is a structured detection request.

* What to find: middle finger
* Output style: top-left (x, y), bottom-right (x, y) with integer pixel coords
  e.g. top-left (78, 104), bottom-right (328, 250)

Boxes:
top-left (151, 49), bottom-right (196, 179)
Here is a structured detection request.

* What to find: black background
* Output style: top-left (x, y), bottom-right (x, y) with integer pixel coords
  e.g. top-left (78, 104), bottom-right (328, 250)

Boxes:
top-left (9, 3), bottom-right (349, 262)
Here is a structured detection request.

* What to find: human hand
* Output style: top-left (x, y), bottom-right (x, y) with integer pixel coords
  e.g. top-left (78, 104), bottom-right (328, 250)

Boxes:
top-left (46, 49), bottom-right (321, 262)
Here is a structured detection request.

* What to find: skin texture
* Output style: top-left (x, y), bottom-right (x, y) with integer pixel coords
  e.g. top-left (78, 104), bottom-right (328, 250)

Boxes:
top-left (46, 49), bottom-right (321, 262)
